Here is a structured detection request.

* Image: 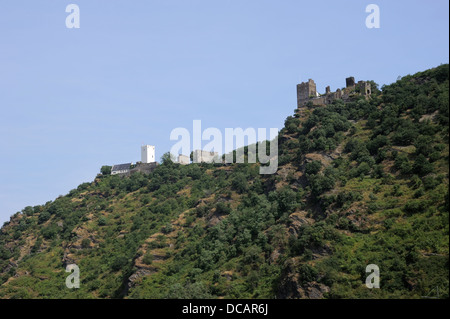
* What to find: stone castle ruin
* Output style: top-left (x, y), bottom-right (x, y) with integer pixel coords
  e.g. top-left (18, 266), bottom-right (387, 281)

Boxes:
top-left (297, 76), bottom-right (371, 108)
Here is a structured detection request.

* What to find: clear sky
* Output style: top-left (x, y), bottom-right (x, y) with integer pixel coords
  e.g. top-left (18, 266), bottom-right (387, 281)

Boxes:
top-left (0, 0), bottom-right (448, 224)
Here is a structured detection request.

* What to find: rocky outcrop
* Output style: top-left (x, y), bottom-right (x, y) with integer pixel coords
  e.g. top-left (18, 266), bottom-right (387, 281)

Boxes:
top-left (127, 268), bottom-right (154, 291)
top-left (288, 211), bottom-right (313, 238)
top-left (277, 267), bottom-right (330, 299)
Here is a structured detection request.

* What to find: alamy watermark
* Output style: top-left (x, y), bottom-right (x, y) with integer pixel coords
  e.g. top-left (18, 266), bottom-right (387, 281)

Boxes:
top-left (365, 4), bottom-right (380, 29)
top-left (365, 264), bottom-right (380, 288)
top-left (65, 264), bottom-right (80, 288)
top-left (65, 4), bottom-right (80, 29)
top-left (170, 120), bottom-right (278, 174)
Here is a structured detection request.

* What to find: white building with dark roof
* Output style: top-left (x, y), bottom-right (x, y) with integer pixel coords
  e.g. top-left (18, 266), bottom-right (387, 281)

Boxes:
top-left (111, 163), bottom-right (131, 175)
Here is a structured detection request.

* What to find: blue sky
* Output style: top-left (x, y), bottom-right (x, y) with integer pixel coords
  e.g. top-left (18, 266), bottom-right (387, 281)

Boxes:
top-left (0, 0), bottom-right (448, 224)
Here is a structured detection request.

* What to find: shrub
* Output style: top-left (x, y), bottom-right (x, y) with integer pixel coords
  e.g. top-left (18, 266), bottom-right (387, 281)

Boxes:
top-left (161, 223), bottom-right (174, 234)
top-left (305, 161), bottom-right (322, 175)
top-left (275, 186), bottom-right (298, 215)
top-left (142, 253), bottom-right (154, 265)
top-left (98, 217), bottom-right (107, 226)
top-left (81, 238), bottom-right (91, 249)
top-left (231, 173), bottom-right (248, 194)
top-left (22, 206), bottom-right (34, 217)
top-left (422, 176), bottom-right (440, 190)
top-left (215, 202), bottom-right (231, 215)
top-left (41, 224), bottom-right (58, 239)
top-left (403, 200), bottom-right (427, 215)
top-left (298, 264), bottom-right (318, 284)
top-left (111, 256), bottom-right (129, 271)
top-left (38, 211), bottom-right (51, 224)
top-left (413, 154), bottom-right (434, 175)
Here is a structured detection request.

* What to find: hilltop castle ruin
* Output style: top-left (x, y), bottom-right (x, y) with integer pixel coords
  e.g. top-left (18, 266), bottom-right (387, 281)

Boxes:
top-left (297, 76), bottom-right (371, 108)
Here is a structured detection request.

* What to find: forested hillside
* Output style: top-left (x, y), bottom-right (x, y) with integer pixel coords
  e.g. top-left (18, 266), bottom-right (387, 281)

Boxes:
top-left (0, 64), bottom-right (448, 299)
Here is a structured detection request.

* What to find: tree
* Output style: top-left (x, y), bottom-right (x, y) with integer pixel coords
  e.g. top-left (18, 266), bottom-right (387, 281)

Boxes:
top-left (413, 154), bottom-right (434, 176)
top-left (98, 217), bottom-right (107, 226)
top-left (160, 152), bottom-right (175, 165)
top-left (22, 206), bottom-right (34, 216)
top-left (111, 256), bottom-right (129, 271)
top-left (276, 186), bottom-right (298, 215)
top-left (100, 166), bottom-right (112, 175)
top-left (305, 160), bottom-right (322, 175)
top-left (231, 173), bottom-right (248, 194)
top-left (368, 80), bottom-right (381, 96)
top-left (38, 211), bottom-right (51, 224)
top-left (299, 264), bottom-right (319, 284)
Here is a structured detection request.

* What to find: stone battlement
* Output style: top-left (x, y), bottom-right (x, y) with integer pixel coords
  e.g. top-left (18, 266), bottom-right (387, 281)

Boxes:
top-left (297, 76), bottom-right (371, 108)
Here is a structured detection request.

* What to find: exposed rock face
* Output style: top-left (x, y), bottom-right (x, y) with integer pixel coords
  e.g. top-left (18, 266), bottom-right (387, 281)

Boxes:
top-left (277, 272), bottom-right (330, 299)
top-left (62, 250), bottom-right (76, 267)
top-left (1, 261), bottom-right (18, 276)
top-left (311, 244), bottom-right (332, 260)
top-left (344, 207), bottom-right (369, 231)
top-left (277, 255), bottom-right (331, 299)
top-left (127, 268), bottom-right (153, 290)
top-left (288, 211), bottom-right (313, 238)
top-left (269, 247), bottom-right (285, 264)
top-left (304, 153), bottom-right (333, 167)
top-left (207, 209), bottom-right (229, 228)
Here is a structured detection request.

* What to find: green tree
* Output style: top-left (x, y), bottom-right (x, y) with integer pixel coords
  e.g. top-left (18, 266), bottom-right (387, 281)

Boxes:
top-left (160, 152), bottom-right (175, 165)
top-left (81, 238), bottom-right (91, 249)
top-left (413, 154), bottom-right (434, 176)
top-left (100, 166), bottom-right (112, 175)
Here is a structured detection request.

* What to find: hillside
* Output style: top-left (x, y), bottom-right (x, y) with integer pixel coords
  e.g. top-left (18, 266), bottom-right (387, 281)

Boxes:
top-left (0, 64), bottom-right (448, 299)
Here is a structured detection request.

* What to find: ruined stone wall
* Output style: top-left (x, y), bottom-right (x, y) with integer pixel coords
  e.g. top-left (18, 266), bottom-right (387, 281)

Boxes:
top-left (128, 162), bottom-right (158, 175)
top-left (297, 77), bottom-right (371, 108)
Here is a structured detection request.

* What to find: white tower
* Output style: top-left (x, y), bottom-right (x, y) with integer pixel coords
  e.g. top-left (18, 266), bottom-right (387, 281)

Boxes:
top-left (141, 145), bottom-right (155, 163)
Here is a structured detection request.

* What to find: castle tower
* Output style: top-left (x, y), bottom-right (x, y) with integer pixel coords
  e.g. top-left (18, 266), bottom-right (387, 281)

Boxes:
top-left (346, 76), bottom-right (355, 88)
top-left (358, 81), bottom-right (372, 96)
top-left (141, 145), bottom-right (155, 163)
top-left (297, 79), bottom-right (317, 107)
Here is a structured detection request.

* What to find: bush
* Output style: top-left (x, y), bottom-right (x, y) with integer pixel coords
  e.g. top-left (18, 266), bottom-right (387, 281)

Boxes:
top-left (336, 191), bottom-right (362, 207)
top-left (98, 217), bottom-right (107, 226)
top-left (215, 202), bottom-right (231, 215)
top-left (309, 174), bottom-right (336, 196)
top-left (298, 264), bottom-right (318, 284)
top-left (38, 211), bottom-right (51, 224)
top-left (22, 206), bottom-right (34, 217)
top-left (367, 135), bottom-right (389, 155)
top-left (231, 173), bottom-right (248, 194)
top-left (413, 188), bottom-right (425, 198)
top-left (355, 162), bottom-right (371, 177)
top-left (111, 256), bottom-right (129, 271)
top-left (161, 223), bottom-right (174, 234)
top-left (394, 153), bottom-right (411, 174)
top-left (275, 186), bottom-right (298, 215)
top-left (81, 238), bottom-right (91, 249)
top-left (413, 154), bottom-right (434, 176)
top-left (41, 224), bottom-right (58, 239)
top-left (403, 200), bottom-right (427, 215)
top-left (142, 253), bottom-right (154, 265)
top-left (305, 161), bottom-right (322, 175)
top-left (422, 176), bottom-right (440, 190)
